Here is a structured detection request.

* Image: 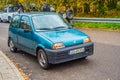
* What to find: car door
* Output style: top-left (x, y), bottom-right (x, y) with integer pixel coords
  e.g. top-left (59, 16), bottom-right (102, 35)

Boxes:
top-left (9, 15), bottom-right (20, 47)
top-left (17, 15), bottom-right (35, 54)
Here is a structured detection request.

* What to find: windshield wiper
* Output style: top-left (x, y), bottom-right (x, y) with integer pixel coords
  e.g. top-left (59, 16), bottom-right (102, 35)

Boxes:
top-left (37, 28), bottom-right (52, 30)
top-left (53, 26), bottom-right (67, 30)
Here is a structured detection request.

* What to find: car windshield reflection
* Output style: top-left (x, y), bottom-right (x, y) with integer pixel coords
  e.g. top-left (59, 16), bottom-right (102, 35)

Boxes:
top-left (32, 15), bottom-right (70, 31)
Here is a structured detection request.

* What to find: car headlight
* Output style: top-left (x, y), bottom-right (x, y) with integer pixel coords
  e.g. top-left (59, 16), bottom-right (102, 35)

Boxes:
top-left (52, 43), bottom-right (65, 50)
top-left (84, 37), bottom-right (91, 43)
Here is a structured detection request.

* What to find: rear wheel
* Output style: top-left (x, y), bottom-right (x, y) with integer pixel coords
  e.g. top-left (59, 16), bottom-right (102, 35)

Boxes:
top-left (37, 49), bottom-right (50, 69)
top-left (9, 40), bottom-right (17, 52)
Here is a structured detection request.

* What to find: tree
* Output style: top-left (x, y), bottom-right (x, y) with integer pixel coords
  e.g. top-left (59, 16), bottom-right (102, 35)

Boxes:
top-left (106, 0), bottom-right (118, 10)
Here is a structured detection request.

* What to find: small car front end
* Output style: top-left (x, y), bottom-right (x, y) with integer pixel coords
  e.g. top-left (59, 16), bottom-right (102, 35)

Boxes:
top-left (45, 42), bottom-right (93, 64)
top-left (32, 13), bottom-right (94, 68)
top-left (38, 28), bottom-right (94, 64)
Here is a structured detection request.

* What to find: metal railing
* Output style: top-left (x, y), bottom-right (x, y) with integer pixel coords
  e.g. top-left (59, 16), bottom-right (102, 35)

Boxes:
top-left (72, 17), bottom-right (120, 23)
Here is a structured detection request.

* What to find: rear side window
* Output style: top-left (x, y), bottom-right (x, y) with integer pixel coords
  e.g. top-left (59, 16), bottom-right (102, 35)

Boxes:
top-left (20, 16), bottom-right (32, 30)
top-left (11, 16), bottom-right (20, 28)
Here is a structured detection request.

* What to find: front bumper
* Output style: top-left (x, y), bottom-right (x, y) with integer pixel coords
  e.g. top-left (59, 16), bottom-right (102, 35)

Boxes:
top-left (2, 18), bottom-right (8, 22)
top-left (45, 42), bottom-right (94, 64)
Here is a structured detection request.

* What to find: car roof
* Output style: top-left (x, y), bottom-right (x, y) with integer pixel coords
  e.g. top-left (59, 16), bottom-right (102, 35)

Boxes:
top-left (17, 12), bottom-right (58, 17)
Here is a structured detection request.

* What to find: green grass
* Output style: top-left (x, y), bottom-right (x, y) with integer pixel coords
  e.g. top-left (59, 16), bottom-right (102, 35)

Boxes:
top-left (73, 22), bottom-right (120, 31)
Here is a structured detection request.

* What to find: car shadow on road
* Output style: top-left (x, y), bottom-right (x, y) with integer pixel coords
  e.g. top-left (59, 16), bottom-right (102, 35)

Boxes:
top-left (52, 59), bottom-right (90, 69)
top-left (13, 50), bottom-right (93, 70)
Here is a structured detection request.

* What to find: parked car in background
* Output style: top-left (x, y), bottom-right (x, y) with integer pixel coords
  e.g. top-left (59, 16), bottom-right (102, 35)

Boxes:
top-left (1, 6), bottom-right (18, 22)
top-left (8, 12), bottom-right (94, 69)
top-left (0, 10), bottom-right (4, 22)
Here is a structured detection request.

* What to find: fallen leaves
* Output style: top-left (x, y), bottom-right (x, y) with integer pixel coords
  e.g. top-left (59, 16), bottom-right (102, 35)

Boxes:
top-left (6, 54), bottom-right (31, 80)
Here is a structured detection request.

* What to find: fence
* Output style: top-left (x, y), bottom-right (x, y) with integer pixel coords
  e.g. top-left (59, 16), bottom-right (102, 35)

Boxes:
top-left (72, 18), bottom-right (120, 23)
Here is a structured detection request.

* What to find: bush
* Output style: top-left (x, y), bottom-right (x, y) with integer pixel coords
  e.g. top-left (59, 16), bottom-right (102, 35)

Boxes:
top-left (117, 1), bottom-right (120, 10)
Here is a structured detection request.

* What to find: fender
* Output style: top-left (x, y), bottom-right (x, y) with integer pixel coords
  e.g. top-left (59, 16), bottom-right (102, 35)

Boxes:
top-left (35, 44), bottom-right (46, 56)
top-left (37, 44), bottom-right (45, 49)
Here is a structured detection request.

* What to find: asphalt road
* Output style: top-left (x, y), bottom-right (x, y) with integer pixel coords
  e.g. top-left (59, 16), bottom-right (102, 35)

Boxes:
top-left (0, 23), bottom-right (120, 80)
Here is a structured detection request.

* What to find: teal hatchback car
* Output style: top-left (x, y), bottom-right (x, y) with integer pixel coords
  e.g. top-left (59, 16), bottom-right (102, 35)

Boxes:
top-left (8, 12), bottom-right (94, 69)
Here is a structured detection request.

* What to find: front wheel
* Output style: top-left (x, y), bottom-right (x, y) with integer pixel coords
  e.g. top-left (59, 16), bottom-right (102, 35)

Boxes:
top-left (9, 40), bottom-right (17, 52)
top-left (37, 49), bottom-right (50, 69)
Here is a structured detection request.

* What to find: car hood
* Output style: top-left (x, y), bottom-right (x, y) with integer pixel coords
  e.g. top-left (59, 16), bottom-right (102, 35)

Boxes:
top-left (39, 28), bottom-right (88, 46)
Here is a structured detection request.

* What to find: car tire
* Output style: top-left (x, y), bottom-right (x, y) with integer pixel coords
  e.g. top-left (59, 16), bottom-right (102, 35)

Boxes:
top-left (37, 49), bottom-right (50, 69)
top-left (66, 9), bottom-right (74, 20)
top-left (8, 16), bottom-right (11, 23)
top-left (9, 40), bottom-right (17, 52)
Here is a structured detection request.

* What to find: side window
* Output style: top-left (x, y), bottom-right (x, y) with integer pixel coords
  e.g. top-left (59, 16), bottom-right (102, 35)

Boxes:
top-left (11, 16), bottom-right (20, 28)
top-left (20, 16), bottom-right (32, 30)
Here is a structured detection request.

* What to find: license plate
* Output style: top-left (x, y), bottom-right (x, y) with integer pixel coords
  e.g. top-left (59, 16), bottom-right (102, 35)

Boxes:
top-left (69, 47), bottom-right (85, 55)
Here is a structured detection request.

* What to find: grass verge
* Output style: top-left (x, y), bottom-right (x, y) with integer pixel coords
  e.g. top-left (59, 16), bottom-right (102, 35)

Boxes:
top-left (73, 22), bottom-right (120, 31)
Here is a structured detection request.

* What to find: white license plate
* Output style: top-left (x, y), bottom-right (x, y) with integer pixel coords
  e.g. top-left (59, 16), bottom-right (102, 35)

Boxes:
top-left (69, 48), bottom-right (85, 55)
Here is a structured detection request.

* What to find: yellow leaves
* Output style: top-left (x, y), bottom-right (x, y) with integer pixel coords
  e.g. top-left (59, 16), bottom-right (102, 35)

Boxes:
top-left (18, 0), bottom-right (25, 3)
top-left (59, 6), bottom-right (66, 10)
top-left (6, 54), bottom-right (30, 80)
top-left (37, 0), bottom-right (42, 4)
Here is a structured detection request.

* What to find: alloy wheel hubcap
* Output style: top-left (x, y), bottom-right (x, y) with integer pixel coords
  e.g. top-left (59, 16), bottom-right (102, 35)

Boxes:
top-left (38, 51), bottom-right (46, 67)
top-left (10, 41), bottom-right (14, 51)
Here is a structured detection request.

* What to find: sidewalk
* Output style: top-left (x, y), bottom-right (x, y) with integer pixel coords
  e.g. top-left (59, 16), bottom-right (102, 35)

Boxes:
top-left (0, 50), bottom-right (24, 80)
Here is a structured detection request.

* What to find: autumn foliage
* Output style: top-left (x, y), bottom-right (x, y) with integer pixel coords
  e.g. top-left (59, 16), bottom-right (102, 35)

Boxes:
top-left (0, 0), bottom-right (120, 17)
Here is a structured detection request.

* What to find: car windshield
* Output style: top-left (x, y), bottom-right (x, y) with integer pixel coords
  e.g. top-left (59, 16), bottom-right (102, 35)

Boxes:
top-left (32, 14), bottom-right (70, 31)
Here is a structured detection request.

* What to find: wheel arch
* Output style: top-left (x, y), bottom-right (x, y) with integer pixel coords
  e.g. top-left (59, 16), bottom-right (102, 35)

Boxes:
top-left (36, 44), bottom-right (46, 56)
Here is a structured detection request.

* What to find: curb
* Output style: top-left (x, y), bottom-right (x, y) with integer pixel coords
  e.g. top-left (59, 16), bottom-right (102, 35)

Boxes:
top-left (0, 50), bottom-right (24, 80)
